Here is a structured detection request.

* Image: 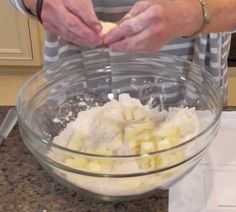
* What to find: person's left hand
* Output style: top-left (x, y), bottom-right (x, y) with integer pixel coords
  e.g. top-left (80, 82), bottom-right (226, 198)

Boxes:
top-left (103, 0), bottom-right (203, 52)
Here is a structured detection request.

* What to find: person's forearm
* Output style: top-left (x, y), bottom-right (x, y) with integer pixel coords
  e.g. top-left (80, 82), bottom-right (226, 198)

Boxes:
top-left (23, 0), bottom-right (36, 15)
top-left (204, 0), bottom-right (236, 33)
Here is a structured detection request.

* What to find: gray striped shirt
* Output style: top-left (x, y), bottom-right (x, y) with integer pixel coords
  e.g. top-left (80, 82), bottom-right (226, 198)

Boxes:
top-left (11, 0), bottom-right (232, 99)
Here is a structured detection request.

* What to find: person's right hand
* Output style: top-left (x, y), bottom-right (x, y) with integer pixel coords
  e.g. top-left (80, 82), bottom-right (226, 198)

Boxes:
top-left (41, 0), bottom-right (102, 47)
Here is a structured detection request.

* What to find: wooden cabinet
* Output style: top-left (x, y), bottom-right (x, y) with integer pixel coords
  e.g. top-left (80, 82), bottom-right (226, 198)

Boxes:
top-left (228, 34), bottom-right (236, 67)
top-left (0, 0), bottom-right (43, 67)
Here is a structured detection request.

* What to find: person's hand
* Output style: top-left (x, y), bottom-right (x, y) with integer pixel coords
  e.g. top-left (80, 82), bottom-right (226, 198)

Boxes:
top-left (41, 0), bottom-right (102, 47)
top-left (104, 0), bottom-right (203, 52)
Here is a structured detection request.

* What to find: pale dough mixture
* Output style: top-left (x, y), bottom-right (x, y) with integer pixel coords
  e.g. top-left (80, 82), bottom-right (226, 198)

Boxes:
top-left (49, 94), bottom-right (200, 196)
top-left (100, 21), bottom-right (117, 35)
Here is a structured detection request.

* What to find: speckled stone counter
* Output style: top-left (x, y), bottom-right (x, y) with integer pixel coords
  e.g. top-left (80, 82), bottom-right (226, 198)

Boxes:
top-left (0, 107), bottom-right (168, 212)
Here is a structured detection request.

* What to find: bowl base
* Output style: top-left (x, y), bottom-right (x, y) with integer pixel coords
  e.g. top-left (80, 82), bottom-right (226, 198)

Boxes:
top-left (40, 162), bottom-right (168, 202)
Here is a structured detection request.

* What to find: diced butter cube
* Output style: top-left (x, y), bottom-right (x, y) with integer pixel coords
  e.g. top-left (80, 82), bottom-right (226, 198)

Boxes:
top-left (160, 151), bottom-right (184, 167)
top-left (135, 131), bottom-right (150, 142)
top-left (124, 126), bottom-right (137, 141)
top-left (132, 120), bottom-right (154, 131)
top-left (149, 157), bottom-right (156, 169)
top-left (101, 21), bottom-right (117, 35)
top-left (157, 139), bottom-right (171, 150)
top-left (87, 161), bottom-right (102, 172)
top-left (157, 126), bottom-right (181, 145)
top-left (128, 138), bottom-right (138, 149)
top-left (160, 154), bottom-right (176, 167)
top-left (166, 135), bottom-right (180, 145)
top-left (139, 157), bottom-right (156, 169)
top-left (155, 156), bottom-right (161, 167)
top-left (140, 142), bottom-right (155, 153)
top-left (64, 158), bottom-right (87, 168)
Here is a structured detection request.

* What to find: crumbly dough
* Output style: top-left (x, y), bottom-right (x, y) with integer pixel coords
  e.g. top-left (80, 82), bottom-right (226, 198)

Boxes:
top-left (100, 21), bottom-right (117, 35)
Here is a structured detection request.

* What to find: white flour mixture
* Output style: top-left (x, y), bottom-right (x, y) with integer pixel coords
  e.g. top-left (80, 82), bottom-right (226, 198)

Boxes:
top-left (49, 94), bottom-right (199, 196)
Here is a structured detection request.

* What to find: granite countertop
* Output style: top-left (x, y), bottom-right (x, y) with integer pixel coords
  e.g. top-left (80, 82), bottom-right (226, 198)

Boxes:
top-left (0, 107), bottom-right (168, 212)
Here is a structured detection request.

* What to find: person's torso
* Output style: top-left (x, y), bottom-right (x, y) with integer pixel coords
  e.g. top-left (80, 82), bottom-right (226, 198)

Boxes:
top-left (44, 0), bottom-right (231, 99)
top-left (93, 0), bottom-right (138, 22)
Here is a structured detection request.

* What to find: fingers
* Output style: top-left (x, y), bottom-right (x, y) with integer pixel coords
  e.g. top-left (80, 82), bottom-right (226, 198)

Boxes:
top-left (104, 6), bottom-right (155, 45)
top-left (108, 29), bottom-right (152, 52)
top-left (106, 0), bottom-right (183, 53)
top-left (108, 22), bottom-right (166, 53)
top-left (63, 0), bottom-right (102, 34)
top-left (60, 26), bottom-right (97, 47)
top-left (61, 11), bottom-right (101, 45)
top-left (43, 22), bottom-right (60, 37)
top-left (44, 20), bottom-right (96, 46)
top-left (41, 0), bottom-right (102, 46)
top-left (43, 1), bottom-right (102, 46)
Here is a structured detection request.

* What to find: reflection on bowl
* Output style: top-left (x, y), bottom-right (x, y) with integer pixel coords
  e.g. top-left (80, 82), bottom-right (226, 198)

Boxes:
top-left (16, 49), bottom-right (222, 201)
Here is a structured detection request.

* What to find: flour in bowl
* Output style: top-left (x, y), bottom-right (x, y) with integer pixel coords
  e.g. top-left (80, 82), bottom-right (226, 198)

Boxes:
top-left (52, 94), bottom-right (199, 169)
top-left (48, 94), bottom-right (200, 196)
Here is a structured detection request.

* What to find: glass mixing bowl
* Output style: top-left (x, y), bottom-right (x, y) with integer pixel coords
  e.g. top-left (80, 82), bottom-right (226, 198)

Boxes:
top-left (16, 49), bottom-right (222, 201)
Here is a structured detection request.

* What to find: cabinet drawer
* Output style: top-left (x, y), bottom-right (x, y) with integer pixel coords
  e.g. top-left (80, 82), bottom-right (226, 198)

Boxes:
top-left (0, 0), bottom-right (42, 67)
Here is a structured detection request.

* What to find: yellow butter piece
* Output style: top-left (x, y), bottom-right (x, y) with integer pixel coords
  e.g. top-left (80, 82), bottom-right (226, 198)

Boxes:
top-left (132, 120), bottom-right (154, 131)
top-left (135, 131), bottom-right (150, 142)
top-left (155, 156), bottom-right (161, 167)
top-left (87, 161), bottom-right (102, 172)
top-left (140, 141), bottom-right (155, 153)
top-left (139, 157), bottom-right (156, 169)
top-left (128, 138), bottom-right (138, 149)
top-left (64, 157), bottom-right (87, 168)
top-left (158, 126), bottom-right (181, 145)
top-left (159, 125), bottom-right (180, 138)
top-left (124, 126), bottom-right (137, 141)
top-left (100, 21), bottom-right (117, 35)
top-left (157, 139), bottom-right (171, 151)
top-left (160, 150), bottom-right (184, 167)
